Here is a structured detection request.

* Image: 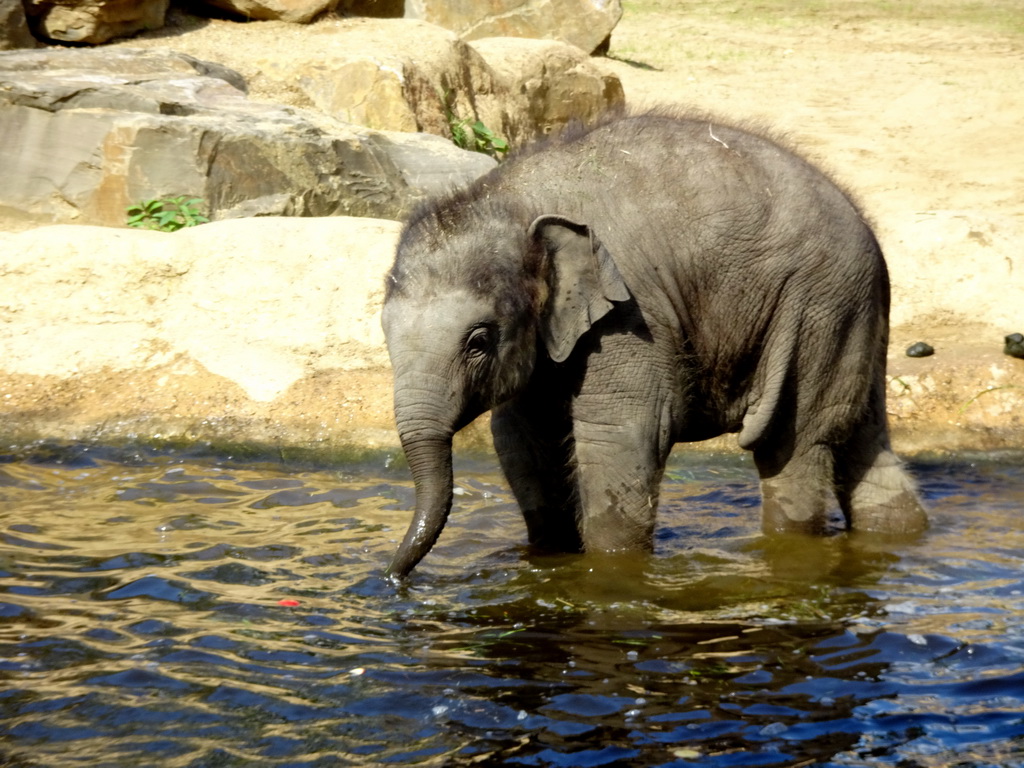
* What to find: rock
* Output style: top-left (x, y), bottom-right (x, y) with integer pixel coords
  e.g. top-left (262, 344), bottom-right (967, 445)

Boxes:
top-left (905, 342), bottom-right (934, 358)
top-left (254, 20), bottom-right (502, 139)
top-left (195, 0), bottom-right (337, 24)
top-left (337, 0), bottom-right (402, 16)
top-left (405, 0), bottom-right (623, 55)
top-left (249, 19), bottom-right (623, 149)
top-left (0, 47), bottom-right (495, 227)
top-left (469, 36), bottom-right (624, 138)
top-left (23, 0), bottom-right (169, 44)
top-left (0, 43), bottom-right (248, 88)
top-left (887, 326), bottom-right (1024, 454)
top-left (881, 211), bottom-right (1024, 331)
top-left (1, 0), bottom-right (38, 49)
top-left (2, 218), bottom-right (1020, 457)
top-left (369, 130), bottom-right (496, 198)
top-left (0, 217), bottom-right (402, 448)
top-left (1005, 333), bottom-right (1024, 360)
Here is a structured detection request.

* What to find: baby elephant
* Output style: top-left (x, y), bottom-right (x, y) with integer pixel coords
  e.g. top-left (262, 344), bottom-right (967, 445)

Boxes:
top-left (382, 111), bottom-right (927, 578)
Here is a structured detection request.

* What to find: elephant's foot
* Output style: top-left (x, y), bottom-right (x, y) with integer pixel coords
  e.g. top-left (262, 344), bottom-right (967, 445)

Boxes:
top-left (574, 466), bottom-right (659, 552)
top-left (756, 443), bottom-right (832, 536)
top-left (839, 473), bottom-right (929, 532)
top-left (759, 481), bottom-right (829, 536)
top-left (522, 506), bottom-right (584, 554)
top-left (579, 501), bottom-right (657, 553)
top-left (839, 454), bottom-right (928, 535)
top-left (848, 490), bottom-right (928, 535)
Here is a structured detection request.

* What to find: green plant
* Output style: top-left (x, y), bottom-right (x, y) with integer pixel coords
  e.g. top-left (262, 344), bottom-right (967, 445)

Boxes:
top-left (126, 196), bottom-right (209, 232)
top-left (443, 93), bottom-right (509, 159)
top-left (451, 118), bottom-right (510, 159)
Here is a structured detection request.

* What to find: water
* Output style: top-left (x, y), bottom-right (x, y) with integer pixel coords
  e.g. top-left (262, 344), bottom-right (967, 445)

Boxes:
top-left (1, 445), bottom-right (1022, 767)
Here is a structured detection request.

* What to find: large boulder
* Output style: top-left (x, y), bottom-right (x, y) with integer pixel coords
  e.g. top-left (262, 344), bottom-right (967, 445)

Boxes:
top-left (252, 19), bottom-right (520, 145)
top-left (405, 0), bottom-right (623, 55)
top-left (23, 0), bottom-right (168, 43)
top-left (1, 0), bottom-right (37, 49)
top-left (337, 0), bottom-right (402, 16)
top-left (246, 19), bottom-right (623, 148)
top-left (105, 17), bottom-right (624, 149)
top-left (0, 47), bottom-right (495, 227)
top-left (470, 36), bottom-right (624, 138)
top-left (192, 0), bottom-right (401, 23)
top-left (0, 217), bottom-right (402, 449)
top-left (195, 0), bottom-right (338, 23)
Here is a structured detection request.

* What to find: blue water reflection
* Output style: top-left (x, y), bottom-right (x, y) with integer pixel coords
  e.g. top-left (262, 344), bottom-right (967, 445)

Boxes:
top-left (0, 448), bottom-right (1022, 766)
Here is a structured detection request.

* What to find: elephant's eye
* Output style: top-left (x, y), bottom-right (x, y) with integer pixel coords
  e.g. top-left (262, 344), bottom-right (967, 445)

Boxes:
top-left (465, 324), bottom-right (496, 359)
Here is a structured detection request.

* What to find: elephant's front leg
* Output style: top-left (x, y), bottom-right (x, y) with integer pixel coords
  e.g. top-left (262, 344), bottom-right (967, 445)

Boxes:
top-left (492, 397), bottom-right (582, 553)
top-left (571, 396), bottom-right (673, 553)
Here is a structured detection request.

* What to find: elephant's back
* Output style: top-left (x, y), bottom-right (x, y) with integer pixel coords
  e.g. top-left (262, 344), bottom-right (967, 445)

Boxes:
top-left (490, 111), bottom-right (884, 307)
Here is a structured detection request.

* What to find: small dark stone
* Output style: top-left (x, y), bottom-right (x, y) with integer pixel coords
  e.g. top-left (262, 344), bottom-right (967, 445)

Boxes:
top-left (1004, 333), bottom-right (1024, 359)
top-left (905, 342), bottom-right (935, 358)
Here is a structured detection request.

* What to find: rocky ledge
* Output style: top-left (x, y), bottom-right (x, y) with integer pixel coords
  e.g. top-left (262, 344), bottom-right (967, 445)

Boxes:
top-left (1, 216), bottom-right (1021, 461)
top-left (0, 36), bottom-right (622, 228)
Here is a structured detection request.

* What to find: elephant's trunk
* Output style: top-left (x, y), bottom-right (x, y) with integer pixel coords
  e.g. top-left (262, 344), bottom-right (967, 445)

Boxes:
top-left (386, 428), bottom-right (455, 580)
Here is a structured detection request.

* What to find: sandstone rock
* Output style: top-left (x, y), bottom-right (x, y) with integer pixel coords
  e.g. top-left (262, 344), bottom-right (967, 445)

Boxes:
top-left (1, 0), bottom-right (38, 49)
top-left (405, 0), bottom-right (623, 55)
top-left (881, 210), bottom-right (1024, 451)
top-left (0, 217), bottom-right (402, 448)
top-left (0, 47), bottom-right (495, 227)
top-left (337, 0), bottom-right (402, 16)
top-left (1, 215), bottom-right (1021, 456)
top-left (251, 19), bottom-right (623, 149)
top-left (24, 0), bottom-right (169, 44)
top-left (253, 19), bottom-right (519, 144)
top-left (0, 43), bottom-right (248, 88)
top-left (196, 0), bottom-right (337, 24)
top-left (370, 130), bottom-right (496, 198)
top-left (469, 36), bottom-right (624, 137)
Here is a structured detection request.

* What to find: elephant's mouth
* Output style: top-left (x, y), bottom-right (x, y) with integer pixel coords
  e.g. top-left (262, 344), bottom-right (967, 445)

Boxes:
top-left (453, 395), bottom-right (488, 432)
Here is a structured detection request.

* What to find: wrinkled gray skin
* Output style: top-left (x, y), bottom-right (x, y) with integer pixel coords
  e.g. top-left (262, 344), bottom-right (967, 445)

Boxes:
top-left (382, 112), bottom-right (928, 579)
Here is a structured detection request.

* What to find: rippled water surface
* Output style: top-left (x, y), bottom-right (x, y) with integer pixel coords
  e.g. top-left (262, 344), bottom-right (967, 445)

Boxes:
top-left (1, 446), bottom-right (1022, 767)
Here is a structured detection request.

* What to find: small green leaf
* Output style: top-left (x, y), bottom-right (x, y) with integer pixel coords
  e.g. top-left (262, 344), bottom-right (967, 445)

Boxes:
top-left (125, 195), bottom-right (209, 232)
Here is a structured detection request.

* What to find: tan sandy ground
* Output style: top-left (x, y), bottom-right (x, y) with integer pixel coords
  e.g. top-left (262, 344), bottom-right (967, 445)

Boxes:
top-left (3, 0), bottom-right (1023, 455)
top-left (607, 0), bottom-right (1023, 219)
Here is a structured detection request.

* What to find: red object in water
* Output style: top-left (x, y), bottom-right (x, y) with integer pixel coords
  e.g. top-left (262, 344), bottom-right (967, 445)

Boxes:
top-left (278, 599), bottom-right (301, 607)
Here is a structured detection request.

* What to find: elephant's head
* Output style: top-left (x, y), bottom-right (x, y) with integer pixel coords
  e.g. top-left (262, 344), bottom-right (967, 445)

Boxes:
top-left (381, 200), bottom-right (630, 579)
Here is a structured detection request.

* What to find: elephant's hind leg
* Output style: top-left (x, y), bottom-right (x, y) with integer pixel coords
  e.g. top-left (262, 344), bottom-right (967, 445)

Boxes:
top-left (832, 384), bottom-right (928, 535)
top-left (755, 440), bottom-right (834, 536)
top-left (833, 432), bottom-right (927, 535)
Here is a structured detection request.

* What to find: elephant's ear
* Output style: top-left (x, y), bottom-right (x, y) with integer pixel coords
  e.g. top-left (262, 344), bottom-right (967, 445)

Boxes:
top-left (529, 215), bottom-right (631, 363)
